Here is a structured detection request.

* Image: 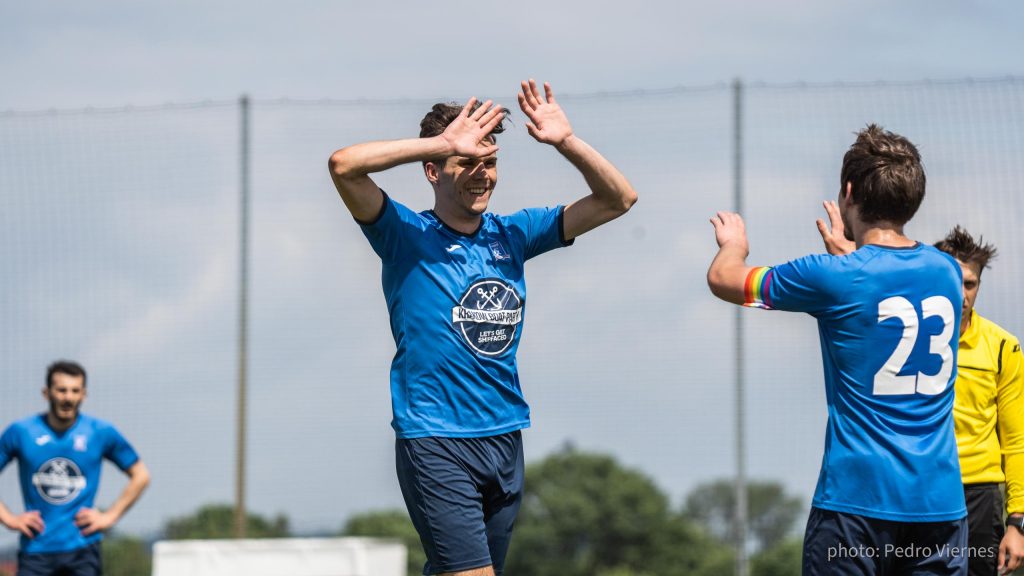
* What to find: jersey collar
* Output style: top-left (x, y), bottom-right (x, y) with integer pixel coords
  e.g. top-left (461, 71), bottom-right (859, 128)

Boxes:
top-left (427, 210), bottom-right (483, 238)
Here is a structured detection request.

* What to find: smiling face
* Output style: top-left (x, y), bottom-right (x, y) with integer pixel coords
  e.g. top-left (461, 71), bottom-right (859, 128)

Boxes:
top-left (44, 372), bottom-right (86, 430)
top-left (427, 150), bottom-right (498, 228)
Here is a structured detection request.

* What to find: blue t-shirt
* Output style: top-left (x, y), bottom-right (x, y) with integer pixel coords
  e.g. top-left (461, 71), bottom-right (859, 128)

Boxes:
top-left (360, 193), bottom-right (571, 438)
top-left (0, 413), bottom-right (140, 553)
top-left (747, 243), bottom-right (966, 522)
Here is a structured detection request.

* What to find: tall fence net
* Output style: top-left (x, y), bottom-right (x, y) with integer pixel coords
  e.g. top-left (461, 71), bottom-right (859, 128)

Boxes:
top-left (1, 78), bottom-right (1022, 573)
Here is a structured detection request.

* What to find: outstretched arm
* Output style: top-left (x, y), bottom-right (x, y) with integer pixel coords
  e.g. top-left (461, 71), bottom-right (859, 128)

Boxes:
top-left (517, 80), bottom-right (637, 241)
top-left (0, 500), bottom-right (44, 538)
top-left (328, 98), bottom-right (505, 222)
top-left (707, 211), bottom-right (759, 305)
top-left (75, 460), bottom-right (150, 536)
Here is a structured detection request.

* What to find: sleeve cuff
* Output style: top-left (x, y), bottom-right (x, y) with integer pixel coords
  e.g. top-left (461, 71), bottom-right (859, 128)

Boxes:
top-left (557, 205), bottom-right (575, 247)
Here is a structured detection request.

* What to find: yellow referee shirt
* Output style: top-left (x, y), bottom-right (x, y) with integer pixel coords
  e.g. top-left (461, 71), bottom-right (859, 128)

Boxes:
top-left (954, 310), bottom-right (1024, 513)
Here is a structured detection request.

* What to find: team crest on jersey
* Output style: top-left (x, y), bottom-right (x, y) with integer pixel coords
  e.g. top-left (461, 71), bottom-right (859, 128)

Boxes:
top-left (73, 435), bottom-right (87, 452)
top-left (489, 241), bottom-right (511, 261)
top-left (452, 278), bottom-right (522, 356)
top-left (32, 458), bottom-right (86, 505)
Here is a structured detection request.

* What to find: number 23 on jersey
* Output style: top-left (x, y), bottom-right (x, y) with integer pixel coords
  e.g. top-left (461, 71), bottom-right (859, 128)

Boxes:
top-left (873, 295), bottom-right (956, 396)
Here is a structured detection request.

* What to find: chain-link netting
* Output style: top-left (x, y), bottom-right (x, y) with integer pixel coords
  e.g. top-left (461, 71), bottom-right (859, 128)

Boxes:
top-left (1, 78), bottom-right (1022, 571)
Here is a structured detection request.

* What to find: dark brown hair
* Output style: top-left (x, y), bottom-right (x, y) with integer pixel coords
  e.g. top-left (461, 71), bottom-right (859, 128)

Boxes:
top-left (934, 226), bottom-right (997, 273)
top-left (46, 360), bottom-right (87, 388)
top-left (840, 124), bottom-right (926, 225)
top-left (419, 102), bottom-right (507, 139)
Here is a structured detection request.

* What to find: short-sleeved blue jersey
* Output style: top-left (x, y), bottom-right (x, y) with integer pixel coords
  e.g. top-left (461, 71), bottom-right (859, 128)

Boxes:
top-left (747, 243), bottom-right (966, 522)
top-left (360, 193), bottom-right (571, 439)
top-left (0, 413), bottom-right (139, 553)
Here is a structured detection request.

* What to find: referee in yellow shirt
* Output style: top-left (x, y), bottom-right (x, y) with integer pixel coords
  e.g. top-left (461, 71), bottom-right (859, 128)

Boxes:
top-left (936, 227), bottom-right (1024, 576)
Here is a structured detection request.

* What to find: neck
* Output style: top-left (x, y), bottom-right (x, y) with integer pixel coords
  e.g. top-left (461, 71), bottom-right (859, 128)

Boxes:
top-left (960, 310), bottom-right (972, 337)
top-left (46, 412), bottom-right (77, 433)
top-left (853, 222), bottom-right (915, 248)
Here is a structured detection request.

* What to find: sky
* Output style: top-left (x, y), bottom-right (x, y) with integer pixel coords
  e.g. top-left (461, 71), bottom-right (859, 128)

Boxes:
top-left (1, 0), bottom-right (1023, 548)
top-left (2, 1), bottom-right (1023, 109)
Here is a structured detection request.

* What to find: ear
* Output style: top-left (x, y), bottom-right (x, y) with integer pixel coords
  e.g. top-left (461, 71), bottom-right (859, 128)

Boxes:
top-left (841, 182), bottom-right (853, 205)
top-left (424, 161), bottom-right (441, 185)
top-left (42, 386), bottom-right (50, 401)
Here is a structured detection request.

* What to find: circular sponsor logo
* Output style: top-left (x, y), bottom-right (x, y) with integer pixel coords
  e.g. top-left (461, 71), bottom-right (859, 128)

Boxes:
top-left (451, 279), bottom-right (523, 356)
top-left (32, 458), bottom-right (86, 505)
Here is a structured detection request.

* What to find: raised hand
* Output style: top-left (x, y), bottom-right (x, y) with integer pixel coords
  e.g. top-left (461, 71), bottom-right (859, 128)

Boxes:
top-left (2, 510), bottom-right (44, 538)
top-left (710, 211), bottom-right (750, 254)
top-left (439, 97), bottom-right (505, 158)
top-left (816, 200), bottom-right (856, 255)
top-left (518, 79), bottom-right (573, 147)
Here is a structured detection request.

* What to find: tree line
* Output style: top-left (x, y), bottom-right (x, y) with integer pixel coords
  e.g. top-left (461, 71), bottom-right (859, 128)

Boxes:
top-left (96, 446), bottom-right (804, 576)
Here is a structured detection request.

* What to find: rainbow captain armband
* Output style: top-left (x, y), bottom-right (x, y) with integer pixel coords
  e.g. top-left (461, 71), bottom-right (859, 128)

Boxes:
top-left (743, 266), bottom-right (774, 309)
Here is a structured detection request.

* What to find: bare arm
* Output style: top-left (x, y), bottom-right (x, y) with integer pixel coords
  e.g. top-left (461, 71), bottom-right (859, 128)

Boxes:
top-left (328, 98), bottom-right (505, 222)
top-left (75, 460), bottom-right (150, 536)
top-left (707, 211), bottom-right (759, 305)
top-left (0, 500), bottom-right (44, 538)
top-left (517, 80), bottom-right (637, 240)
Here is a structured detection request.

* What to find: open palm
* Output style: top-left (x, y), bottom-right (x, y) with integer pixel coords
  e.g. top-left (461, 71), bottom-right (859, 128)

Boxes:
top-left (440, 97), bottom-right (505, 157)
top-left (518, 79), bottom-right (573, 146)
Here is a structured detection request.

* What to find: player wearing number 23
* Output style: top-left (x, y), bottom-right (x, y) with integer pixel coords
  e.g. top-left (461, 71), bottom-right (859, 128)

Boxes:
top-left (709, 125), bottom-right (966, 575)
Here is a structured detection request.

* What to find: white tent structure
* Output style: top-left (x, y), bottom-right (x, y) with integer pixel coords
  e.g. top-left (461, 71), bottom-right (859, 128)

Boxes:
top-left (152, 537), bottom-right (406, 576)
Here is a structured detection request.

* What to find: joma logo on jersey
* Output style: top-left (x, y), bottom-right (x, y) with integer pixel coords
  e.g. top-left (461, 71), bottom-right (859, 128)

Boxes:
top-left (452, 279), bottom-right (522, 356)
top-left (32, 458), bottom-right (86, 504)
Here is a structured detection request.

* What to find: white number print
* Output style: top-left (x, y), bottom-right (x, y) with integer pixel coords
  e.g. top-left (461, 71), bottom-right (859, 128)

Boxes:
top-left (872, 296), bottom-right (955, 396)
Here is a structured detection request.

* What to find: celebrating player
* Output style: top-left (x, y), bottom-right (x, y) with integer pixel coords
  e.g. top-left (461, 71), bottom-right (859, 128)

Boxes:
top-left (328, 79), bottom-right (636, 576)
top-left (708, 125), bottom-right (967, 574)
top-left (0, 360), bottom-right (150, 576)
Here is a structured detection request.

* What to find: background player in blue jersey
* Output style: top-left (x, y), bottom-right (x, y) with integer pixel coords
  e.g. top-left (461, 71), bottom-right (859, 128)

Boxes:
top-left (708, 125), bottom-right (967, 575)
top-left (0, 361), bottom-right (150, 576)
top-left (328, 79), bottom-right (637, 576)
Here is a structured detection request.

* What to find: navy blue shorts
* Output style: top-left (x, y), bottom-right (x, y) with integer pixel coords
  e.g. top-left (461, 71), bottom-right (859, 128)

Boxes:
top-left (803, 507), bottom-right (968, 575)
top-left (17, 542), bottom-right (102, 576)
top-left (396, 430), bottom-right (524, 576)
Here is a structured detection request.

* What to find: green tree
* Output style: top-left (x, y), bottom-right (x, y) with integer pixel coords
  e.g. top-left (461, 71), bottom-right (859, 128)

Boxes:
top-left (102, 534), bottom-right (152, 576)
top-left (341, 509), bottom-right (425, 576)
top-left (163, 504), bottom-right (289, 540)
top-left (751, 537), bottom-right (802, 576)
top-left (684, 479), bottom-right (802, 553)
top-left (506, 446), bottom-right (732, 576)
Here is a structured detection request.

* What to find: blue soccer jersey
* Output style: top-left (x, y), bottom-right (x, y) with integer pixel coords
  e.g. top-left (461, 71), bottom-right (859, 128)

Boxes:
top-left (360, 193), bottom-right (571, 438)
top-left (745, 243), bottom-right (966, 522)
top-left (0, 413), bottom-right (139, 553)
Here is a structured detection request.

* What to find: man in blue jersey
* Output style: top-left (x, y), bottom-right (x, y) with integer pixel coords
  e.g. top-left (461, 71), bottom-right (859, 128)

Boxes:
top-left (0, 361), bottom-right (150, 576)
top-left (328, 79), bottom-right (636, 576)
top-left (708, 125), bottom-right (967, 575)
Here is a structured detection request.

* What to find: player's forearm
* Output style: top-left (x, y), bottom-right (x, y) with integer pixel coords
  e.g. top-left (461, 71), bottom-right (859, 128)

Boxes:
top-left (106, 462), bottom-right (150, 522)
top-left (707, 244), bottom-right (753, 305)
top-left (555, 135), bottom-right (637, 214)
top-left (329, 136), bottom-right (454, 221)
top-left (329, 136), bottom-right (453, 181)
